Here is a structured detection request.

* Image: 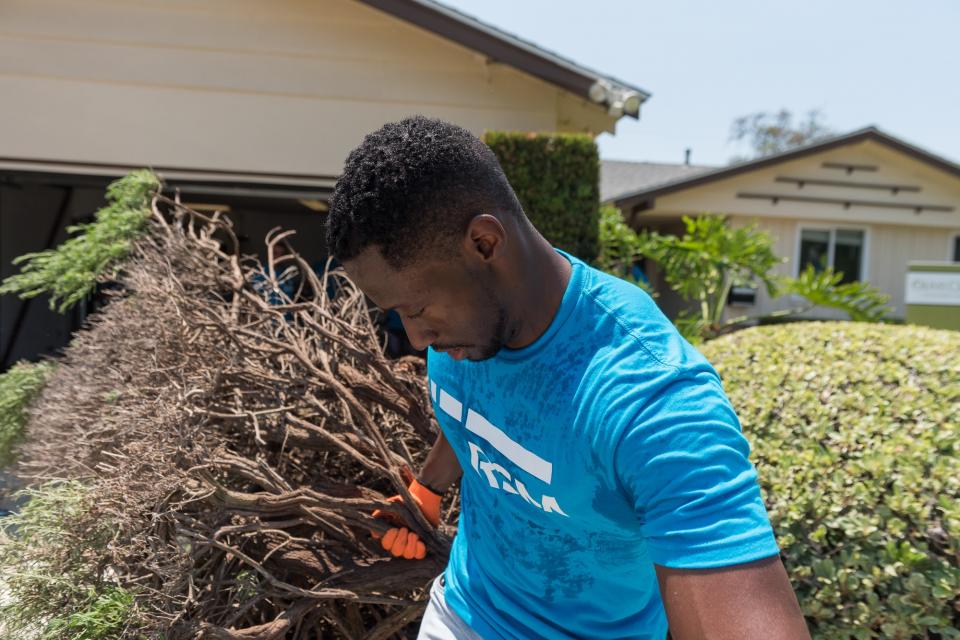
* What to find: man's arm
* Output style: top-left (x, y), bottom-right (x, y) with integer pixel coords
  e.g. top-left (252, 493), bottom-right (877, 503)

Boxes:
top-left (656, 555), bottom-right (810, 640)
top-left (611, 366), bottom-right (808, 637)
top-left (372, 430), bottom-right (462, 559)
top-left (417, 429), bottom-right (462, 493)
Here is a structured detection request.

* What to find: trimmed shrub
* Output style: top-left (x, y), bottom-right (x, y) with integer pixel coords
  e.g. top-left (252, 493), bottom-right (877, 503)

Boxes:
top-left (483, 131), bottom-right (599, 259)
top-left (0, 360), bottom-right (55, 466)
top-left (0, 170), bottom-right (158, 313)
top-left (44, 587), bottom-right (135, 640)
top-left (0, 481), bottom-right (136, 639)
top-left (702, 322), bottom-right (960, 639)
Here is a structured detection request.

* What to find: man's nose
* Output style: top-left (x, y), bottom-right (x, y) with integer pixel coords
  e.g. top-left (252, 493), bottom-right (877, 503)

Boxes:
top-left (401, 317), bottom-right (436, 352)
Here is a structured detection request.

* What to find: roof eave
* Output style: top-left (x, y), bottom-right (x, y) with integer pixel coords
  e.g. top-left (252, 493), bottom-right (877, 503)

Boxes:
top-left (355, 0), bottom-right (650, 119)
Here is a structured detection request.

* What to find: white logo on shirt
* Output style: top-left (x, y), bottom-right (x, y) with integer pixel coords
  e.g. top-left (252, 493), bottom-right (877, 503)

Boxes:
top-left (431, 380), bottom-right (569, 517)
top-left (469, 441), bottom-right (569, 517)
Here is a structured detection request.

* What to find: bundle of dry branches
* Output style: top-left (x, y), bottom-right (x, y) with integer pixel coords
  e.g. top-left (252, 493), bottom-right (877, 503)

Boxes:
top-left (16, 193), bottom-right (451, 638)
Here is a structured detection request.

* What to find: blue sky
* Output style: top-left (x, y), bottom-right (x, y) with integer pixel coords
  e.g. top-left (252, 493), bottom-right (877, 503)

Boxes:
top-left (442, 0), bottom-right (960, 167)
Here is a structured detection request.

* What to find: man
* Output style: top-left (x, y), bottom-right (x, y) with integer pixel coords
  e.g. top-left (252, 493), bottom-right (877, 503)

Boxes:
top-left (327, 116), bottom-right (810, 640)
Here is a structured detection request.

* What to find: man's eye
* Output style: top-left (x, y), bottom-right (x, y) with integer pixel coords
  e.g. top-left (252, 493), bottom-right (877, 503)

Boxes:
top-left (406, 307), bottom-right (426, 319)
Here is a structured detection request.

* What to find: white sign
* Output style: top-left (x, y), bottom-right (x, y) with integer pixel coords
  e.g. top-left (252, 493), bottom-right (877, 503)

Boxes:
top-left (905, 271), bottom-right (960, 306)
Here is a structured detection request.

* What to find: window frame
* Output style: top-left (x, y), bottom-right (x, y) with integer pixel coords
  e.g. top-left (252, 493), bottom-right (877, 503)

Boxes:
top-left (794, 224), bottom-right (870, 282)
top-left (950, 234), bottom-right (960, 263)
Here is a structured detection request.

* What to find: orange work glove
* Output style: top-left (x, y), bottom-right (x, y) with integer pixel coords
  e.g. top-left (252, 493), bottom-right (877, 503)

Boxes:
top-left (371, 469), bottom-right (442, 560)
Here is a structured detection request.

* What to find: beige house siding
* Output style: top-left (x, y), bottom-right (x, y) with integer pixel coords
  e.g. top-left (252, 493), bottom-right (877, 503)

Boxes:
top-left (628, 139), bottom-right (960, 321)
top-left (0, 0), bottom-right (616, 176)
top-left (727, 218), bottom-right (956, 318)
top-left (866, 223), bottom-right (957, 316)
top-left (641, 141), bottom-right (959, 229)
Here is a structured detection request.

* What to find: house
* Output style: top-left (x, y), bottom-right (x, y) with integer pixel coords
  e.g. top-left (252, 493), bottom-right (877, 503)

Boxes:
top-left (602, 127), bottom-right (960, 320)
top-left (0, 0), bottom-right (649, 369)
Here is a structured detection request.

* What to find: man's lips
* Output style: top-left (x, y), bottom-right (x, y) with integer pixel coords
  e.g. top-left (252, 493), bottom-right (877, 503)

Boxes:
top-left (437, 347), bottom-right (467, 360)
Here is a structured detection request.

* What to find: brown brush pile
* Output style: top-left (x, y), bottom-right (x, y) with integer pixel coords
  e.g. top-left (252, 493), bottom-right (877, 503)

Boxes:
top-left (14, 194), bottom-right (452, 638)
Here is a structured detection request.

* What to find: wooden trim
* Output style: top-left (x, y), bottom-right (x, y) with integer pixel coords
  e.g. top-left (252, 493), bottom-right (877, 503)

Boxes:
top-left (0, 168), bottom-right (333, 203)
top-left (737, 192), bottom-right (954, 213)
top-left (821, 161), bottom-right (878, 173)
top-left (0, 156), bottom-right (339, 187)
top-left (775, 176), bottom-right (921, 193)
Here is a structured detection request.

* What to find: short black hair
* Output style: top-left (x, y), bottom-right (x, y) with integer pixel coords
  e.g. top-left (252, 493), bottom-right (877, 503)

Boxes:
top-left (326, 115), bottom-right (523, 268)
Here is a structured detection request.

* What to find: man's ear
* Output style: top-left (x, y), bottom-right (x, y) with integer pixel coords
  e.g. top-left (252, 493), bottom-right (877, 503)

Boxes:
top-left (463, 214), bottom-right (506, 263)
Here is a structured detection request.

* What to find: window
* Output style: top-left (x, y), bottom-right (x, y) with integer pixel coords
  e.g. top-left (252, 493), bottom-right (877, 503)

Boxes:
top-left (798, 228), bottom-right (866, 284)
top-left (952, 235), bottom-right (960, 262)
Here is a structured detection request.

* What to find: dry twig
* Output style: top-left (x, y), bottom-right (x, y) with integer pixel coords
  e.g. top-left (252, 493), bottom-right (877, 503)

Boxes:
top-left (15, 194), bottom-right (450, 638)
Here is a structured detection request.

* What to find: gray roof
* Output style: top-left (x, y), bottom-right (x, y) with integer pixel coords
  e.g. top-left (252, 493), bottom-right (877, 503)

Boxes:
top-left (600, 160), bottom-right (714, 203)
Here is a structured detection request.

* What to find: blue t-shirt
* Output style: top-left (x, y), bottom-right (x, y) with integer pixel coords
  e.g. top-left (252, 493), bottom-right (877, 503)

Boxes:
top-left (426, 250), bottom-right (779, 639)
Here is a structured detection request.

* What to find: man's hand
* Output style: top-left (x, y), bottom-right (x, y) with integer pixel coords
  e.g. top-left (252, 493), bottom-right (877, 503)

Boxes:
top-left (656, 554), bottom-right (810, 639)
top-left (371, 468), bottom-right (442, 560)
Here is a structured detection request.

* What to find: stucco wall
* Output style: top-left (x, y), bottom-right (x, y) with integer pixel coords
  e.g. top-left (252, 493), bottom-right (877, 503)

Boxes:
top-left (0, 0), bottom-right (614, 176)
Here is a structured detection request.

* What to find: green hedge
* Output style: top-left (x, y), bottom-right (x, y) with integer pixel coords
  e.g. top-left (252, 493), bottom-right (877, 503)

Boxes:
top-left (0, 170), bottom-right (159, 313)
top-left (701, 322), bottom-right (959, 639)
top-left (483, 131), bottom-right (599, 260)
top-left (0, 360), bottom-right (55, 466)
top-left (0, 481), bottom-right (135, 639)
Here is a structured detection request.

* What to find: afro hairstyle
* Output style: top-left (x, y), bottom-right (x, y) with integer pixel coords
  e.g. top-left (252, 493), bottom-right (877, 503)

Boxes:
top-left (326, 115), bottom-right (524, 269)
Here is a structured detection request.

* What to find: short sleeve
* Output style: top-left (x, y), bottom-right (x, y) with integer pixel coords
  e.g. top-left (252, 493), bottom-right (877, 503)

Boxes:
top-left (613, 367), bottom-right (780, 569)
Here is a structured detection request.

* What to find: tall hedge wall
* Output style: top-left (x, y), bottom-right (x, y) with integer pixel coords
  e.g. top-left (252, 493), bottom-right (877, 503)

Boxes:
top-left (483, 131), bottom-right (600, 260)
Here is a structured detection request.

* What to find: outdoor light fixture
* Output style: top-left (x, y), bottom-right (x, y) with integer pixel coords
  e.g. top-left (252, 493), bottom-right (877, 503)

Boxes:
top-left (589, 81), bottom-right (643, 118)
top-left (622, 91), bottom-right (642, 117)
top-left (589, 79), bottom-right (611, 103)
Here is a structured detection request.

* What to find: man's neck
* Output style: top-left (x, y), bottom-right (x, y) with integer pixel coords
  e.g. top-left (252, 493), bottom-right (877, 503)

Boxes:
top-left (504, 235), bottom-right (572, 350)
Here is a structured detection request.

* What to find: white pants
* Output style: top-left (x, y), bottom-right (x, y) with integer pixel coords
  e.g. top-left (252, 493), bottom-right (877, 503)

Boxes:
top-left (417, 574), bottom-right (484, 640)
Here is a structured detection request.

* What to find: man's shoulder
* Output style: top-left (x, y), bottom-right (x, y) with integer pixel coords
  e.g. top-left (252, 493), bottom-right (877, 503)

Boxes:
top-left (574, 262), bottom-right (707, 374)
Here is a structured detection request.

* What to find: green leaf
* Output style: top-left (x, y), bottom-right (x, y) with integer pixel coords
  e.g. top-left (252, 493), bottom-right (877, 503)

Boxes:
top-left (779, 265), bottom-right (892, 322)
top-left (700, 322), bottom-right (960, 638)
top-left (0, 170), bottom-right (160, 313)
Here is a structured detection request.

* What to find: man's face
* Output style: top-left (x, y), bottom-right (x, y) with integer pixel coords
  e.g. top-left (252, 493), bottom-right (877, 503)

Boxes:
top-left (342, 246), bottom-right (511, 361)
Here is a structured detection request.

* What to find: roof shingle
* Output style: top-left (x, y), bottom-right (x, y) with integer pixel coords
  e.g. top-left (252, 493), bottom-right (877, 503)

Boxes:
top-left (600, 160), bottom-right (714, 203)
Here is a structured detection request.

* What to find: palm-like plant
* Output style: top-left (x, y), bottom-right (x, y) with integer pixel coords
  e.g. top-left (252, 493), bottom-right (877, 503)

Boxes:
top-left (597, 209), bottom-right (892, 341)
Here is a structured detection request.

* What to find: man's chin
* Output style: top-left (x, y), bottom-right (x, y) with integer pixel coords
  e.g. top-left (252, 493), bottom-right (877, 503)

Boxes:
top-left (447, 347), bottom-right (468, 361)
top-left (438, 346), bottom-right (497, 362)
top-left (435, 345), bottom-right (468, 360)
top-left (468, 343), bottom-right (505, 362)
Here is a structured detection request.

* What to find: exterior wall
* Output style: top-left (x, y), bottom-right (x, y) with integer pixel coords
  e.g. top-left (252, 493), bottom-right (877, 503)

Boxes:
top-left (645, 140), bottom-right (959, 229)
top-left (725, 217), bottom-right (958, 319)
top-left (0, 0), bottom-right (615, 177)
top-left (630, 140), bottom-right (960, 321)
top-left (724, 216), bottom-right (797, 319)
top-left (866, 223), bottom-right (958, 317)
